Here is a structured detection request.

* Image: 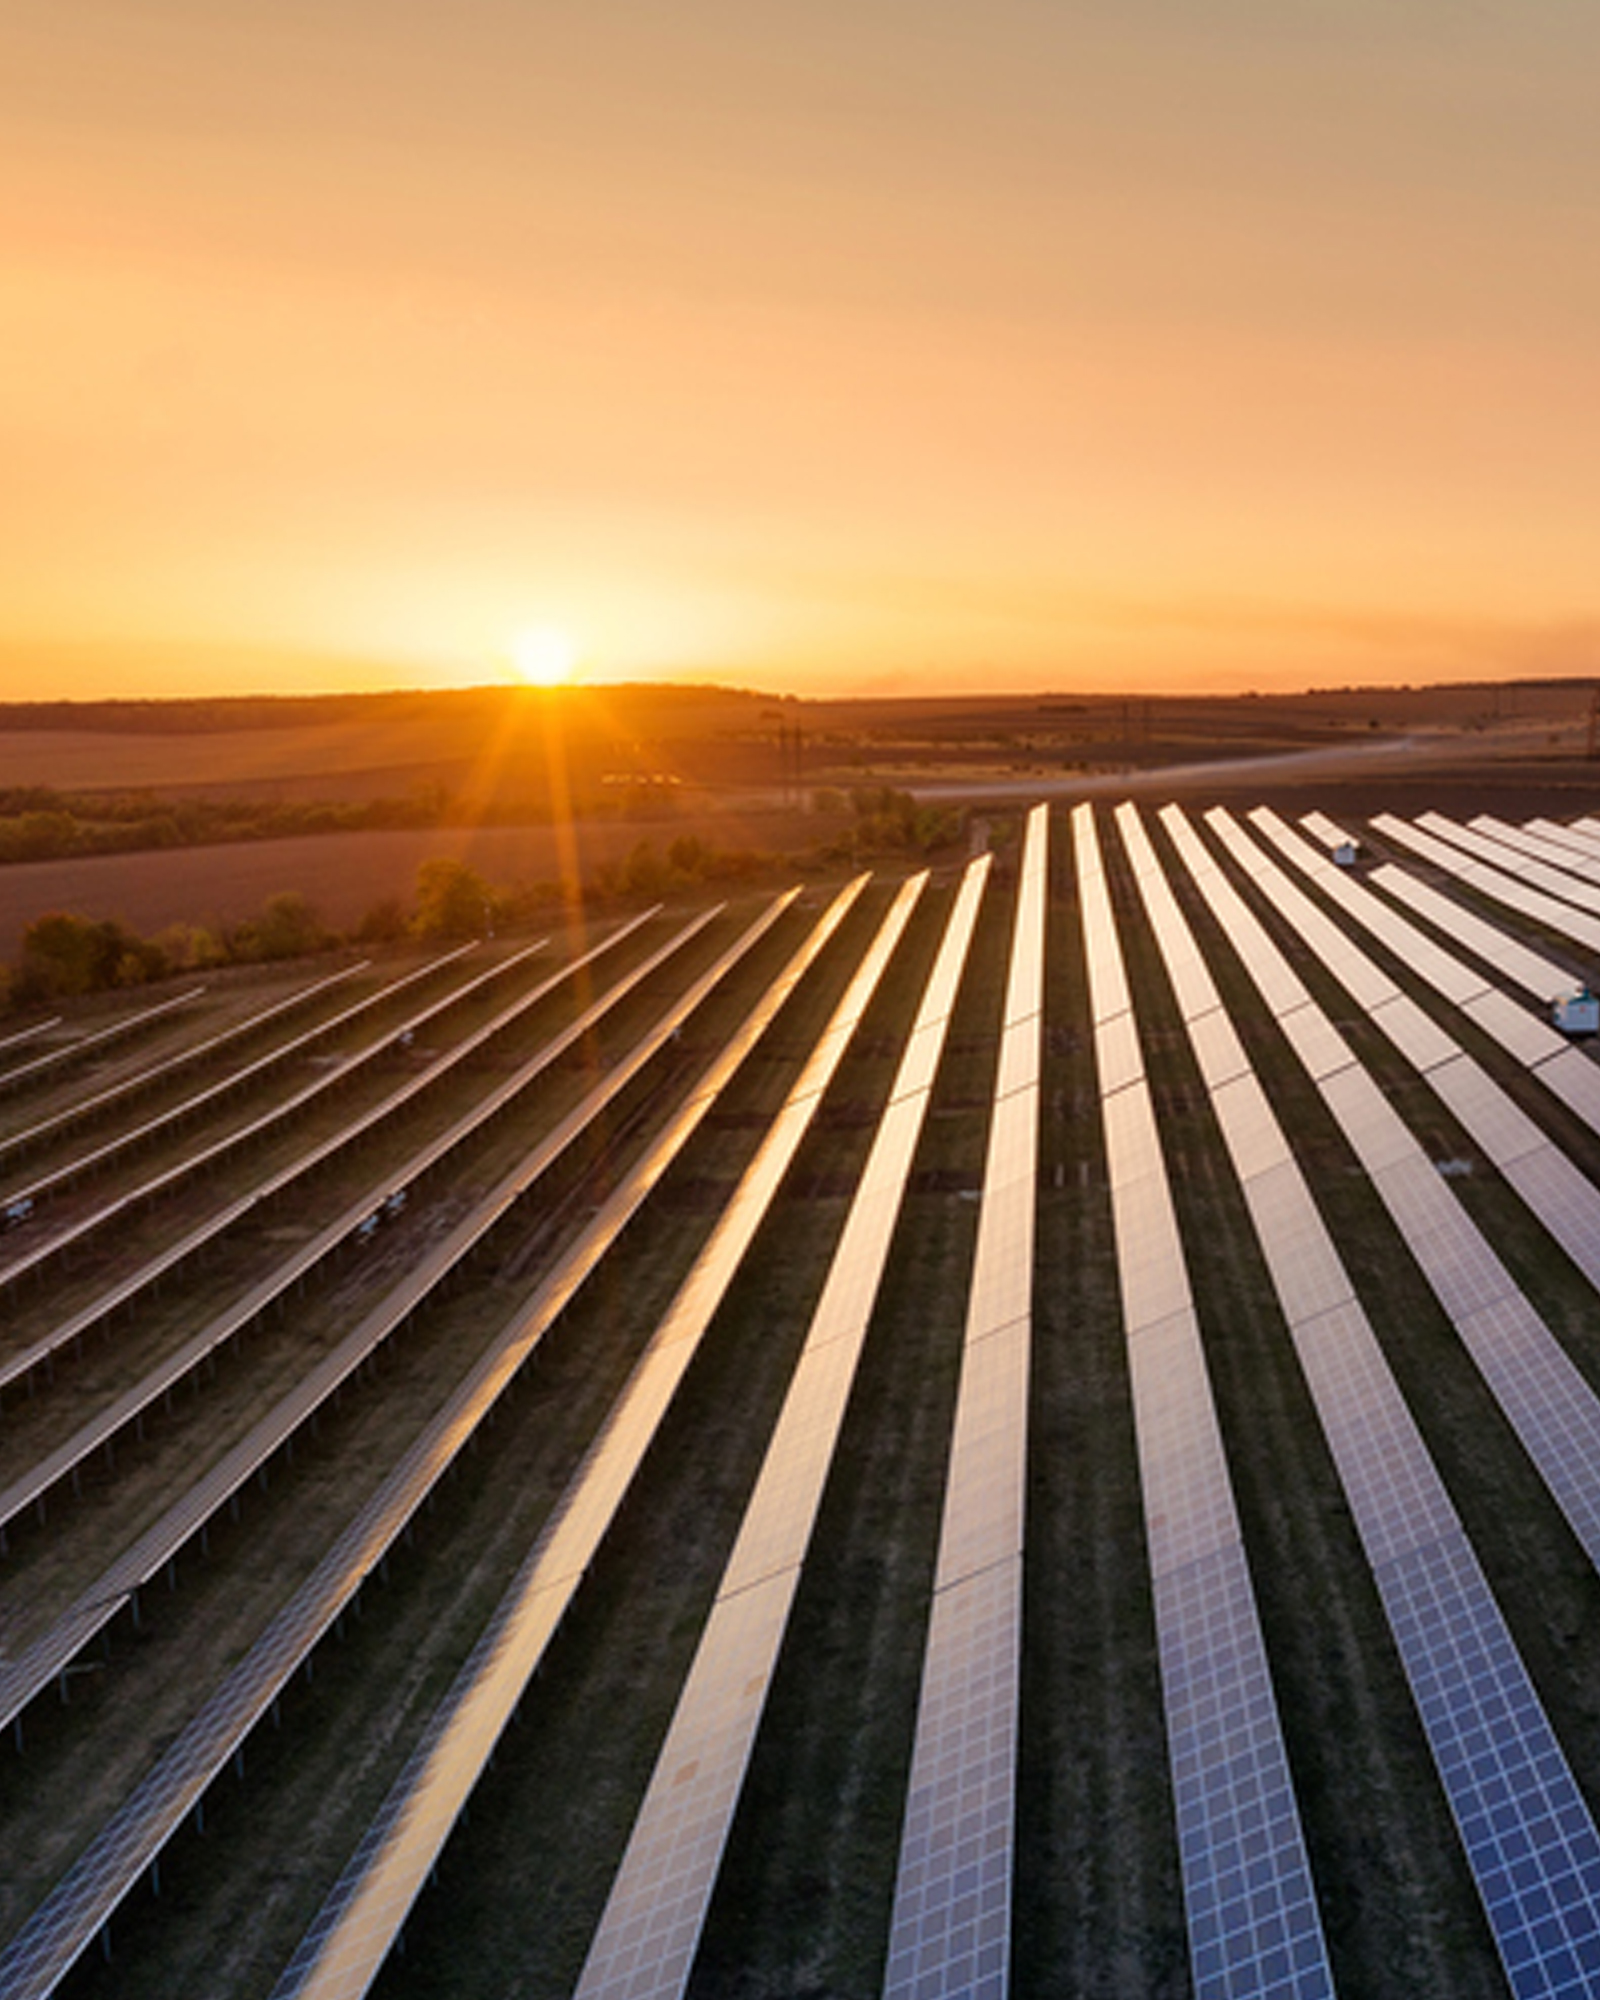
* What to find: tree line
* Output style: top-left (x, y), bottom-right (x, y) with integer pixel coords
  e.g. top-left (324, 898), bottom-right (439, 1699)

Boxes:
top-left (0, 790), bottom-right (962, 1016)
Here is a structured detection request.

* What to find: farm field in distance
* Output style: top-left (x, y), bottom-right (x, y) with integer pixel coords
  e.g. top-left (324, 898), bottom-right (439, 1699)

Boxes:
top-left (6, 711), bottom-right (1600, 1996)
top-left (2, 677), bottom-right (1598, 960)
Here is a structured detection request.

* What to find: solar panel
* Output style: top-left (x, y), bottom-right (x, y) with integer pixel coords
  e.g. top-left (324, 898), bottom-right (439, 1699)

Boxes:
top-left (0, 884), bottom-right (869, 2000)
top-left (1371, 863), bottom-right (1572, 1003)
top-left (573, 864), bottom-right (993, 2000)
top-left (882, 1555), bottom-right (1020, 2000)
top-left (1250, 809), bottom-right (1512, 1007)
top-left (1527, 818), bottom-right (1600, 872)
top-left (1, 901), bottom-right (740, 1733)
top-left (1137, 804), bottom-right (1600, 1999)
top-left (1188, 1005), bottom-right (1253, 1092)
top-left (1450, 815), bottom-right (1600, 915)
top-left (1087, 805), bottom-right (1334, 2000)
top-left (883, 806), bottom-right (1047, 2000)
top-left (1456, 988), bottom-right (1567, 1069)
top-left (1365, 993), bottom-right (1460, 1076)
top-left (1206, 812), bottom-right (1600, 1308)
top-left (1275, 1002), bottom-right (1359, 1084)
top-left (1532, 1047), bottom-right (1600, 1129)
top-left (1374, 815), bottom-right (1600, 956)
top-left (1299, 810), bottom-right (1352, 850)
top-left (1472, 815), bottom-right (1600, 889)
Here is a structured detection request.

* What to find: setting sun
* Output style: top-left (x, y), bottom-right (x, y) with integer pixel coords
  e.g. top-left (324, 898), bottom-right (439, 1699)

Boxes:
top-left (511, 625), bottom-right (579, 688)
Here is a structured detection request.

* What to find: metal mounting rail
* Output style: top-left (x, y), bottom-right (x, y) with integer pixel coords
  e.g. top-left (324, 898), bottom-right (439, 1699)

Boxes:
top-left (0, 988), bottom-right (206, 1096)
top-left (0, 928), bottom-right (552, 1288)
top-left (0, 956), bottom-right (382, 1183)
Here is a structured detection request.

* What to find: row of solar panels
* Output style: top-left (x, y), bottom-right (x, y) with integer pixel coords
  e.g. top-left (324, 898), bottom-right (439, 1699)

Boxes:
top-left (0, 843), bottom-right (1048, 2000)
top-left (1, 886), bottom-right (853, 1994)
top-left (9, 806), bottom-right (1600, 1996)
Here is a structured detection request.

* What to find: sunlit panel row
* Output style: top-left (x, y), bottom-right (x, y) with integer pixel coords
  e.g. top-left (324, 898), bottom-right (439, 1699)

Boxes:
top-left (0, 904), bottom-right (741, 1734)
top-left (0, 987), bottom-right (204, 1096)
top-left (0, 885), bottom-right (845, 2000)
top-left (263, 877), bottom-right (919, 2000)
top-left (1161, 805), bottom-right (1600, 1997)
top-left (576, 863), bottom-right (987, 2000)
top-left (1080, 803), bottom-right (1334, 2000)
top-left (1472, 816), bottom-right (1600, 890)
top-left (881, 804), bottom-right (1047, 2000)
top-left (1212, 812), bottom-right (1600, 1295)
top-left (0, 916), bottom-right (659, 1500)
top-left (0, 953), bottom-right (380, 1189)
top-left (1529, 819), bottom-right (1600, 871)
top-left (1373, 815), bottom-right (1600, 958)
top-left (1421, 814), bottom-right (1600, 919)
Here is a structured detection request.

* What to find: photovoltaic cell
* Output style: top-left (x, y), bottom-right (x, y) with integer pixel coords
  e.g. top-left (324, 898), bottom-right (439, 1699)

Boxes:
top-left (1133, 802), bottom-right (1600, 2000)
top-left (1083, 803), bottom-right (1333, 2000)
top-left (883, 804), bottom-right (1047, 2000)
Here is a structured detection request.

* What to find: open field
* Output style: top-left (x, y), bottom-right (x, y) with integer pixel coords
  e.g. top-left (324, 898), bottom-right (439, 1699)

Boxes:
top-left (3, 680), bottom-right (1598, 965)
top-left (6, 792), bottom-right (1600, 1997)
top-left (0, 813), bottom-right (828, 961)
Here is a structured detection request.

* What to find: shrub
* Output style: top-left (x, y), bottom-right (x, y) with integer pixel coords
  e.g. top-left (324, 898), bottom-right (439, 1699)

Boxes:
top-left (413, 857), bottom-right (498, 939)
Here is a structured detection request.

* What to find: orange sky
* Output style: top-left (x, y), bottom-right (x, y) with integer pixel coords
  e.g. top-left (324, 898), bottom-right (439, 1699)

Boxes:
top-left (4, 4), bottom-right (1600, 700)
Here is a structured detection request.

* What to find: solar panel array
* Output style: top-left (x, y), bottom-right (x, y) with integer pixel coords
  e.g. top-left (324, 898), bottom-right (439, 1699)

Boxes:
top-left (14, 795), bottom-right (1600, 2000)
top-left (1213, 811), bottom-right (1600, 1295)
top-left (1527, 819), bottom-right (1600, 872)
top-left (1427, 815), bottom-right (1600, 918)
top-left (1471, 816), bottom-right (1600, 890)
top-left (0, 915), bottom-right (673, 1535)
top-left (0, 943), bottom-right (495, 1221)
top-left (1161, 804), bottom-right (1600, 1996)
top-left (1289, 816), bottom-right (1600, 1128)
top-left (1277, 810), bottom-right (1574, 1007)
top-left (267, 874), bottom-right (924, 2000)
top-left (574, 860), bottom-right (989, 2000)
top-left (0, 954), bottom-right (379, 1186)
top-left (881, 804), bottom-right (1047, 2000)
top-left (1076, 803), bottom-right (1334, 2000)
top-left (0, 885), bottom-right (850, 2000)
top-left (1191, 808), bottom-right (1600, 1574)
top-left (1372, 814), bottom-right (1600, 957)
top-left (0, 902), bottom-right (747, 1737)
top-left (0, 985), bottom-right (205, 1096)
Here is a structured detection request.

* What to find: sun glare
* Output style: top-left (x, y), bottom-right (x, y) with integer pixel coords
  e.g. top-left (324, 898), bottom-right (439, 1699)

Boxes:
top-left (511, 624), bottom-right (579, 687)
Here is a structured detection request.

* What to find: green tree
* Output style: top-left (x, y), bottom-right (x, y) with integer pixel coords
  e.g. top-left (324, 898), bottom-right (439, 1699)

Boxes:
top-left (21, 912), bottom-right (130, 995)
top-left (413, 857), bottom-right (497, 939)
top-left (255, 891), bottom-right (326, 960)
